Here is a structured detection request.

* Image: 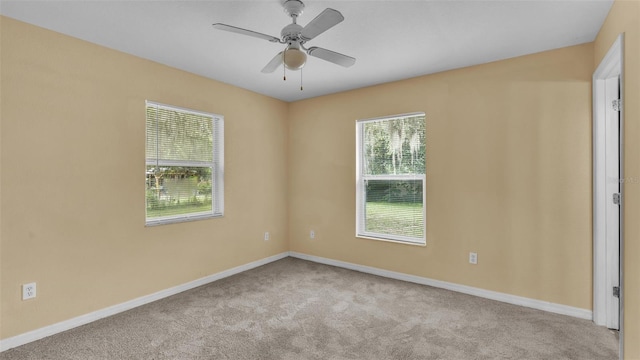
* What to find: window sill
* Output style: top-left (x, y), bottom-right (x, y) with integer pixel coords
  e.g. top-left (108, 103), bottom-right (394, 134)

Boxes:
top-left (145, 212), bottom-right (222, 227)
top-left (356, 234), bottom-right (426, 247)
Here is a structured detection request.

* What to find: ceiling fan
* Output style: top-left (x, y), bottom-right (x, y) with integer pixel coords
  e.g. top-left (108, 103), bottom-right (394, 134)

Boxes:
top-left (212, 0), bottom-right (356, 75)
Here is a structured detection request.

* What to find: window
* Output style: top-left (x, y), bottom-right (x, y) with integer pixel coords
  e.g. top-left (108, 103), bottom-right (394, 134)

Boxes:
top-left (356, 113), bottom-right (426, 245)
top-left (145, 101), bottom-right (223, 225)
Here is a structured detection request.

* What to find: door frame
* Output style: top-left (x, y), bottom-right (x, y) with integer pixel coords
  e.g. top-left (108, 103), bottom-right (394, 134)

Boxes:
top-left (592, 30), bottom-right (623, 343)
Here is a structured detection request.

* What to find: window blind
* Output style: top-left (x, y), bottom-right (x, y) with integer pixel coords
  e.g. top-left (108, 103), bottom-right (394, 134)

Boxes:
top-left (145, 101), bottom-right (224, 225)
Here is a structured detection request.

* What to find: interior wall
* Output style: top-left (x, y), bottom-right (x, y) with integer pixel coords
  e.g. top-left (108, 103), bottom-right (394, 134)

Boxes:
top-left (0, 17), bottom-right (289, 339)
top-left (594, 1), bottom-right (640, 358)
top-left (289, 43), bottom-right (594, 310)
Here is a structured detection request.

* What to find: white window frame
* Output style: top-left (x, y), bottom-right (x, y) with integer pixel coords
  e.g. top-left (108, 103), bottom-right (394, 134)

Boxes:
top-left (145, 101), bottom-right (224, 226)
top-left (355, 113), bottom-right (426, 245)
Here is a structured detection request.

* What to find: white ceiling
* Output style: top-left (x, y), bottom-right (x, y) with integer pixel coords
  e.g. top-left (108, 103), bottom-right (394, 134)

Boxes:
top-left (0, 0), bottom-right (613, 102)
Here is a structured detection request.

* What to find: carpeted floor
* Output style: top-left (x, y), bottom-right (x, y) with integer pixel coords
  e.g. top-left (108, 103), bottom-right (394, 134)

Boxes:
top-left (1, 258), bottom-right (619, 360)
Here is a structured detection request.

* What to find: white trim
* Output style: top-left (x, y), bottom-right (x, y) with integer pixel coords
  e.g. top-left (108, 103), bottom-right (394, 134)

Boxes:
top-left (357, 174), bottom-right (426, 245)
top-left (215, 117), bottom-right (224, 216)
top-left (355, 234), bottom-right (426, 247)
top-left (592, 33), bottom-right (623, 329)
top-left (145, 100), bottom-right (223, 119)
top-left (355, 113), bottom-right (427, 245)
top-left (0, 251), bottom-right (595, 352)
top-left (593, 36), bottom-right (623, 80)
top-left (357, 112), bottom-right (425, 124)
top-left (144, 211), bottom-right (221, 227)
top-left (355, 120), bottom-right (365, 239)
top-left (144, 101), bottom-right (224, 227)
top-left (362, 174), bottom-right (425, 181)
top-left (145, 159), bottom-right (213, 167)
top-left (0, 252), bottom-right (289, 352)
top-left (289, 252), bottom-right (592, 320)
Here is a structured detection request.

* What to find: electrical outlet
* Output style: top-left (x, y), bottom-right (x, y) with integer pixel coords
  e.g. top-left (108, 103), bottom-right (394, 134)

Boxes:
top-left (310, 230), bottom-right (315, 239)
top-left (22, 282), bottom-right (36, 300)
top-left (469, 252), bottom-right (478, 265)
top-left (264, 232), bottom-right (270, 241)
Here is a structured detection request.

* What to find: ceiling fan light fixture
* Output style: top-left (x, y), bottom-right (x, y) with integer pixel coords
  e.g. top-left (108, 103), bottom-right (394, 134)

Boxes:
top-left (283, 46), bottom-right (307, 70)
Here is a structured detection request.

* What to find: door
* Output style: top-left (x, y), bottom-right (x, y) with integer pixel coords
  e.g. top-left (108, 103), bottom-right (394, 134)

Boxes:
top-left (592, 33), bottom-right (622, 333)
top-left (604, 75), bottom-right (620, 330)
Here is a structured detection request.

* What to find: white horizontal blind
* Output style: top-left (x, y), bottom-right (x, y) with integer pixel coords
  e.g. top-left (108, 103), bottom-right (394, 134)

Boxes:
top-left (145, 101), bottom-right (224, 225)
top-left (356, 113), bottom-right (426, 244)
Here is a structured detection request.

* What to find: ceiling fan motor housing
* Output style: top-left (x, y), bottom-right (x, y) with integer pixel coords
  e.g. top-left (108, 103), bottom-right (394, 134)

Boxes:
top-left (281, 23), bottom-right (303, 42)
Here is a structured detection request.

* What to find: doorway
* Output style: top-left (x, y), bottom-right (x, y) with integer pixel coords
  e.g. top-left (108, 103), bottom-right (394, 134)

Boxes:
top-left (593, 33), bottom-right (623, 335)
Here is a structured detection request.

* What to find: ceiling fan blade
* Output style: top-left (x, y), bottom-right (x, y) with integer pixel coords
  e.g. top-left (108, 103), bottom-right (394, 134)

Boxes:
top-left (300, 8), bottom-right (344, 41)
top-left (307, 47), bottom-right (355, 68)
top-left (212, 23), bottom-right (281, 43)
top-left (261, 52), bottom-right (283, 73)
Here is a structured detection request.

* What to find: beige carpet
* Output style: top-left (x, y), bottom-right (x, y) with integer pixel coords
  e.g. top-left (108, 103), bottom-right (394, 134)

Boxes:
top-left (0, 258), bottom-right (618, 360)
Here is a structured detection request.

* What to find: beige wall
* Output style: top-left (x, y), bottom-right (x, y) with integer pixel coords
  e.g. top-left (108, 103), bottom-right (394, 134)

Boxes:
top-left (0, 17), bottom-right (289, 339)
top-left (289, 43), bottom-right (594, 309)
top-left (594, 1), bottom-right (640, 359)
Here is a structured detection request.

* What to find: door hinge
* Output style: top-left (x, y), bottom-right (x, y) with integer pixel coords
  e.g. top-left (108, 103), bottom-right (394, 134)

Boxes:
top-left (612, 99), bottom-right (622, 111)
top-left (613, 193), bottom-right (621, 205)
top-left (613, 286), bottom-right (620, 298)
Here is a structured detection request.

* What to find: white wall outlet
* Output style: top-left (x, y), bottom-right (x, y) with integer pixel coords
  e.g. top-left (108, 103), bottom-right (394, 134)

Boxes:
top-left (264, 232), bottom-right (270, 241)
top-left (469, 252), bottom-right (478, 265)
top-left (22, 282), bottom-right (37, 300)
top-left (310, 230), bottom-right (315, 239)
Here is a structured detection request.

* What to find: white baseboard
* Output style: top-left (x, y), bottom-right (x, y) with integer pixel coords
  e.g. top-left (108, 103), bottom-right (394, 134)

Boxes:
top-left (289, 252), bottom-right (593, 320)
top-left (0, 252), bottom-right (289, 352)
top-left (1, 250), bottom-right (593, 352)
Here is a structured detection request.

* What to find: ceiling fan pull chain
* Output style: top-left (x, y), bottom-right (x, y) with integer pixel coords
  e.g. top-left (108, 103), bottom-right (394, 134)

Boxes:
top-left (300, 68), bottom-right (303, 91)
top-left (283, 51), bottom-right (287, 81)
